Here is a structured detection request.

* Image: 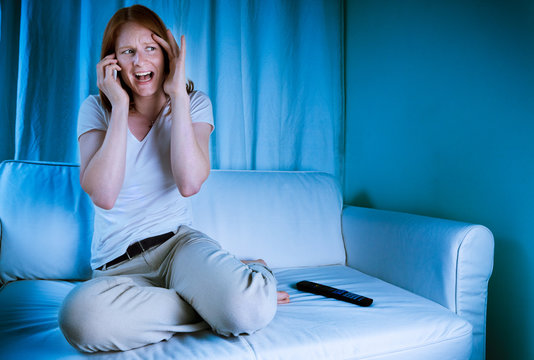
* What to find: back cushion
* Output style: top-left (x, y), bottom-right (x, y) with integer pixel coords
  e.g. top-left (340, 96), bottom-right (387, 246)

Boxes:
top-left (0, 162), bottom-right (344, 284)
top-left (191, 170), bottom-right (345, 268)
top-left (0, 161), bottom-right (93, 283)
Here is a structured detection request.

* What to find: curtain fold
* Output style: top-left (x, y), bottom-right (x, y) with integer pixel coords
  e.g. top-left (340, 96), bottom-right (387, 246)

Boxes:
top-left (0, 0), bottom-right (343, 177)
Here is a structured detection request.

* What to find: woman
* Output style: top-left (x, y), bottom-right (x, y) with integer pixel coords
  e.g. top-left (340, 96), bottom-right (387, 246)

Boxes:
top-left (59, 5), bottom-right (289, 353)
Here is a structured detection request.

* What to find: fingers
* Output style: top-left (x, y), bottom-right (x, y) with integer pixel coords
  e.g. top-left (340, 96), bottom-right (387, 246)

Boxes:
top-left (96, 54), bottom-right (125, 104)
top-left (180, 34), bottom-right (186, 59)
top-left (97, 54), bottom-right (117, 71)
top-left (152, 31), bottom-right (185, 59)
top-left (104, 63), bottom-right (121, 81)
top-left (167, 29), bottom-right (180, 57)
top-left (152, 33), bottom-right (173, 57)
top-left (97, 54), bottom-right (121, 83)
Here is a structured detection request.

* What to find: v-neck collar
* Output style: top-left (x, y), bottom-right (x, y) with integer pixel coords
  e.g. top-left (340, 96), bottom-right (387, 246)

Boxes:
top-left (127, 102), bottom-right (169, 143)
top-left (128, 126), bottom-right (153, 144)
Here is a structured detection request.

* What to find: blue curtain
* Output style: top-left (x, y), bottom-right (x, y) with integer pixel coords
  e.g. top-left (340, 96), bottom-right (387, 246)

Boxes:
top-left (0, 0), bottom-right (344, 177)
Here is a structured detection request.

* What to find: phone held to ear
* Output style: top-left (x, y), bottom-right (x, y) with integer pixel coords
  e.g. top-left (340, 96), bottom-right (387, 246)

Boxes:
top-left (113, 69), bottom-right (117, 80)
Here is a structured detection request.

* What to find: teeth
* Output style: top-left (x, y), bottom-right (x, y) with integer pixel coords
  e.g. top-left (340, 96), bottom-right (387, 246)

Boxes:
top-left (136, 71), bottom-right (151, 76)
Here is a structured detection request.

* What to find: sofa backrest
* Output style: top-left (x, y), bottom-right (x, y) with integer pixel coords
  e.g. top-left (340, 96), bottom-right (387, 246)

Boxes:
top-left (0, 161), bottom-right (345, 283)
top-left (0, 161), bottom-right (94, 283)
top-left (191, 170), bottom-right (346, 268)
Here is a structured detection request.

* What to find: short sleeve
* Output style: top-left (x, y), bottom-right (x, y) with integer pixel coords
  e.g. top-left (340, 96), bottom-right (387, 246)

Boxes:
top-left (77, 95), bottom-right (109, 139)
top-left (189, 91), bottom-right (214, 132)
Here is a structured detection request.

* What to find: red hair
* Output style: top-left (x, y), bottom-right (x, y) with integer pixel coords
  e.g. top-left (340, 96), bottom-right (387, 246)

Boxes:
top-left (99, 5), bottom-right (193, 112)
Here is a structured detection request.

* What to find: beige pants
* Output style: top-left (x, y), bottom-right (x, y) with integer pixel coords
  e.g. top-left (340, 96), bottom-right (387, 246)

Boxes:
top-left (58, 226), bottom-right (278, 353)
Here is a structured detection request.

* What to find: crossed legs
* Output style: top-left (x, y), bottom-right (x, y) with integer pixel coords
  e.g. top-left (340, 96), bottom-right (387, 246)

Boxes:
top-left (59, 226), bottom-right (278, 352)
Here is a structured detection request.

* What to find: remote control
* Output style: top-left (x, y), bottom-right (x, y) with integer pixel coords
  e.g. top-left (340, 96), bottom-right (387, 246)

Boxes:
top-left (296, 280), bottom-right (373, 307)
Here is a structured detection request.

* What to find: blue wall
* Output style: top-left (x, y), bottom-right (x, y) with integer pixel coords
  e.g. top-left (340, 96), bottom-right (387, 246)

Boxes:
top-left (344, 0), bottom-right (534, 358)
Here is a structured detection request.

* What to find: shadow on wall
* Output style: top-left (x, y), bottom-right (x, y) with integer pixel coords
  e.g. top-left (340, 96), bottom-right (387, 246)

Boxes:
top-left (486, 238), bottom-right (531, 359)
top-left (348, 191), bottom-right (374, 209)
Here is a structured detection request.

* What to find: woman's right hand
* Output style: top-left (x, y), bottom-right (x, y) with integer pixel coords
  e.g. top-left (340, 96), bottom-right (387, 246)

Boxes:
top-left (96, 54), bottom-right (128, 107)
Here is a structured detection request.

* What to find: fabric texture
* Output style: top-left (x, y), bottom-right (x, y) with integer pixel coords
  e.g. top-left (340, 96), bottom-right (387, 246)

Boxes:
top-left (0, 0), bottom-right (344, 179)
top-left (59, 225), bottom-right (278, 352)
top-left (77, 92), bottom-right (214, 269)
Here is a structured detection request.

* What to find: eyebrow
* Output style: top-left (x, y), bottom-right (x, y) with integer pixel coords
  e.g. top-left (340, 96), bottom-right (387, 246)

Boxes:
top-left (117, 40), bottom-right (158, 51)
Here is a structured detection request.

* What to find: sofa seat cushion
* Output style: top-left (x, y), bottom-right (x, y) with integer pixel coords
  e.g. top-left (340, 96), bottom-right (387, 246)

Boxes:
top-left (0, 265), bottom-right (471, 360)
top-left (260, 265), bottom-right (472, 360)
top-left (0, 280), bottom-right (254, 360)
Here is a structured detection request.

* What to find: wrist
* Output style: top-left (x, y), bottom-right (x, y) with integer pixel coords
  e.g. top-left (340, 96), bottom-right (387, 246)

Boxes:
top-left (110, 100), bottom-right (129, 116)
top-left (170, 91), bottom-right (190, 107)
top-left (109, 94), bottom-right (129, 107)
top-left (168, 84), bottom-right (189, 99)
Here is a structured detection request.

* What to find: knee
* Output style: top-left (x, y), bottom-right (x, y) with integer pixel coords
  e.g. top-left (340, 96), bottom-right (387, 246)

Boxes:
top-left (58, 278), bottom-right (123, 352)
top-left (214, 292), bottom-right (277, 336)
top-left (212, 270), bottom-right (278, 336)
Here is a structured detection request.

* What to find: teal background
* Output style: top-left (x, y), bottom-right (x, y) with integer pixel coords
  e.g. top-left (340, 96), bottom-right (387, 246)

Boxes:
top-left (344, 0), bottom-right (534, 358)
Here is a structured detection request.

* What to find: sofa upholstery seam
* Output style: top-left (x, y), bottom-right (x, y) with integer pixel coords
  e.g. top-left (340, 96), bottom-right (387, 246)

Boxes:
top-left (455, 225), bottom-right (481, 315)
top-left (455, 225), bottom-right (478, 315)
top-left (454, 227), bottom-right (467, 315)
top-left (1, 160), bottom-right (80, 168)
top-left (238, 335), bottom-right (258, 360)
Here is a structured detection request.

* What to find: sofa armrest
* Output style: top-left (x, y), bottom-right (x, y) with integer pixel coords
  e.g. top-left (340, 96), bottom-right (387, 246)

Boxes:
top-left (342, 205), bottom-right (494, 360)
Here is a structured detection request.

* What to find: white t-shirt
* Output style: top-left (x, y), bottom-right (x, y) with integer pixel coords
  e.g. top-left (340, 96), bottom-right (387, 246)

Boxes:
top-left (77, 91), bottom-right (214, 269)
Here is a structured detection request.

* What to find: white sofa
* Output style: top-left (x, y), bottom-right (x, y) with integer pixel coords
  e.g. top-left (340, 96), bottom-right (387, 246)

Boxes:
top-left (0, 160), bottom-right (494, 359)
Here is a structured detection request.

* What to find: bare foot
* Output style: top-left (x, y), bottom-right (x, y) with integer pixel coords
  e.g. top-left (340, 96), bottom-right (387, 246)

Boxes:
top-left (242, 259), bottom-right (290, 304)
top-left (277, 290), bottom-right (290, 304)
top-left (241, 259), bottom-right (267, 266)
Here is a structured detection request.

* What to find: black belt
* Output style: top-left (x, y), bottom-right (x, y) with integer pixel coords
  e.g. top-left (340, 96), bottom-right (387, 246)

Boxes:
top-left (97, 231), bottom-right (175, 270)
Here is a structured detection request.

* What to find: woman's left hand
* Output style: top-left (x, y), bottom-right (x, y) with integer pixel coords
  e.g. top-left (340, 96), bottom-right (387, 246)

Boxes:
top-left (152, 30), bottom-right (187, 97)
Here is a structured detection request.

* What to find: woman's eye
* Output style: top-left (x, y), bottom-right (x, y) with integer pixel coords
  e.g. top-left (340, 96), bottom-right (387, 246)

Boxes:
top-left (123, 49), bottom-right (133, 55)
top-left (147, 46), bottom-right (156, 51)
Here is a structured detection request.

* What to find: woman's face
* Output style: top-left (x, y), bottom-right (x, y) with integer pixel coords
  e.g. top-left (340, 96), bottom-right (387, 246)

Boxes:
top-left (115, 22), bottom-right (165, 99)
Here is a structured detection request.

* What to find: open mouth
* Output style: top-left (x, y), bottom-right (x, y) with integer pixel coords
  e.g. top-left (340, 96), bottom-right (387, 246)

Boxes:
top-left (135, 71), bottom-right (154, 82)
